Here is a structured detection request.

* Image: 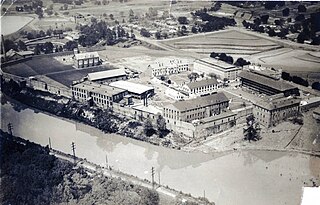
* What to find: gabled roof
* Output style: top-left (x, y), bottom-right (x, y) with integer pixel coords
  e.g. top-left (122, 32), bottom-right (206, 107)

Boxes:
top-left (166, 92), bottom-right (229, 112)
top-left (109, 80), bottom-right (154, 95)
top-left (186, 78), bottom-right (218, 90)
top-left (255, 94), bottom-right (301, 111)
top-left (88, 69), bottom-right (127, 81)
top-left (72, 81), bottom-right (126, 96)
top-left (238, 70), bottom-right (296, 92)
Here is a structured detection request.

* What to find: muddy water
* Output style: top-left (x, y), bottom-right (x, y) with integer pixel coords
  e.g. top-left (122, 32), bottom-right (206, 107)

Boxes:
top-left (1, 100), bottom-right (319, 205)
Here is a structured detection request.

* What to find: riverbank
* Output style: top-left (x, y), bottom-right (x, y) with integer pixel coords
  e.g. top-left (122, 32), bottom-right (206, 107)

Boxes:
top-left (1, 79), bottom-right (190, 150)
top-left (0, 130), bottom-right (214, 205)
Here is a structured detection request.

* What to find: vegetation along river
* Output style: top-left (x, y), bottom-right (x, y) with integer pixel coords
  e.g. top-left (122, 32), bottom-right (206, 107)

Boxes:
top-left (1, 100), bottom-right (319, 205)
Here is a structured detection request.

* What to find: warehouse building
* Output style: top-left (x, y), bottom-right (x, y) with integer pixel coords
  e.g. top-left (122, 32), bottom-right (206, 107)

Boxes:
top-left (87, 69), bottom-right (127, 83)
top-left (193, 58), bottom-right (242, 80)
top-left (238, 70), bottom-right (299, 96)
top-left (109, 80), bottom-right (154, 100)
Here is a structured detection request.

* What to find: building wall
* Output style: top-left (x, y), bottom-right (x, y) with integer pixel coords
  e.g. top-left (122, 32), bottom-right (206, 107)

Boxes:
top-left (193, 61), bottom-right (240, 80)
top-left (92, 75), bottom-right (127, 84)
top-left (150, 61), bottom-right (191, 77)
top-left (183, 83), bottom-right (218, 96)
top-left (163, 101), bottom-right (229, 123)
top-left (28, 79), bottom-right (72, 98)
top-left (195, 115), bottom-right (236, 138)
top-left (75, 57), bottom-right (100, 68)
top-left (253, 103), bottom-right (300, 127)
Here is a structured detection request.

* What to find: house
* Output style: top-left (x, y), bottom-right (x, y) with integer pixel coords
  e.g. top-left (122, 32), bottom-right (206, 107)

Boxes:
top-left (163, 92), bottom-right (229, 123)
top-left (193, 58), bottom-right (242, 80)
top-left (87, 69), bottom-right (127, 83)
top-left (253, 93), bottom-right (301, 127)
top-left (74, 51), bottom-right (100, 68)
top-left (183, 78), bottom-right (219, 96)
top-left (109, 80), bottom-right (154, 100)
top-left (148, 57), bottom-right (192, 77)
top-left (71, 81), bottom-right (128, 109)
top-left (238, 70), bottom-right (299, 96)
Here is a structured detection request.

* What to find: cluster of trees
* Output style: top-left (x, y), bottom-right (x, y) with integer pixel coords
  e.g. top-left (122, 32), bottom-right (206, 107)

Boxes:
top-left (210, 51), bottom-right (251, 67)
top-left (33, 42), bottom-right (61, 54)
top-left (311, 82), bottom-right (320, 91)
top-left (64, 40), bottom-right (78, 51)
top-left (243, 115), bottom-right (261, 142)
top-left (78, 20), bottom-right (129, 46)
top-left (0, 131), bottom-right (160, 205)
top-left (144, 115), bottom-right (168, 138)
top-left (281, 72), bottom-right (309, 87)
top-left (140, 28), bottom-right (151, 37)
top-left (191, 9), bottom-right (236, 33)
top-left (21, 28), bottom-right (64, 40)
top-left (1, 39), bottom-right (27, 53)
top-left (210, 52), bottom-right (234, 64)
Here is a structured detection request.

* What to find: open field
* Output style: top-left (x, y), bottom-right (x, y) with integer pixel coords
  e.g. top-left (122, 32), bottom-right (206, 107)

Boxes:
top-left (1, 15), bottom-right (34, 36)
top-left (161, 29), bottom-right (281, 56)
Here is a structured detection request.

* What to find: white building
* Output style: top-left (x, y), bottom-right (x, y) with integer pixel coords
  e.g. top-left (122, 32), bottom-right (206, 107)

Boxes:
top-left (74, 51), bottom-right (100, 68)
top-left (148, 57), bottom-right (192, 77)
top-left (87, 69), bottom-right (127, 83)
top-left (194, 58), bottom-right (242, 81)
top-left (183, 78), bottom-right (219, 96)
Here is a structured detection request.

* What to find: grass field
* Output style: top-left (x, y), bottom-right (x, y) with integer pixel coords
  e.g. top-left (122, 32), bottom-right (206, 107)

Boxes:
top-left (1, 16), bottom-right (34, 36)
top-left (161, 29), bottom-right (281, 56)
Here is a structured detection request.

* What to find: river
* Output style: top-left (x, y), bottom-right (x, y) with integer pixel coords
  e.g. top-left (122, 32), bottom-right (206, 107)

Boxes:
top-left (1, 100), bottom-right (319, 205)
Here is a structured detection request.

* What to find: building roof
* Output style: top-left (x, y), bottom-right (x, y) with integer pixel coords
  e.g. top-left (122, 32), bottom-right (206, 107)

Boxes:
top-left (72, 81), bottom-right (126, 96)
top-left (75, 51), bottom-right (99, 60)
top-left (166, 92), bottom-right (229, 112)
top-left (17, 50), bottom-right (34, 56)
top-left (238, 70), bottom-right (296, 92)
top-left (109, 80), bottom-right (154, 95)
top-left (87, 69), bottom-right (127, 81)
top-left (149, 57), bottom-right (191, 69)
top-left (186, 78), bottom-right (218, 90)
top-left (196, 58), bottom-right (237, 70)
top-left (199, 110), bottom-right (236, 124)
top-left (255, 94), bottom-right (301, 111)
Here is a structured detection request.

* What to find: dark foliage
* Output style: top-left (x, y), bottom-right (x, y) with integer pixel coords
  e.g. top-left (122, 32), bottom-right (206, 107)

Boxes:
top-left (311, 82), bottom-right (320, 91)
top-left (243, 115), bottom-right (261, 142)
top-left (178, 16), bottom-right (188, 24)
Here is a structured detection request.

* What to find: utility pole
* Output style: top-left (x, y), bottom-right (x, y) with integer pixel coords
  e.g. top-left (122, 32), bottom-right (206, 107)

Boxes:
top-left (7, 123), bottom-right (13, 135)
top-left (71, 142), bottom-right (76, 164)
top-left (106, 154), bottom-right (109, 169)
top-left (158, 171), bottom-right (161, 186)
top-left (48, 137), bottom-right (52, 149)
top-left (151, 167), bottom-right (155, 189)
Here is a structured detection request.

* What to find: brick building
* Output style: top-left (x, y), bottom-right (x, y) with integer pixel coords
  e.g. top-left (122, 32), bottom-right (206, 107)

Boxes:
top-left (253, 94), bottom-right (301, 127)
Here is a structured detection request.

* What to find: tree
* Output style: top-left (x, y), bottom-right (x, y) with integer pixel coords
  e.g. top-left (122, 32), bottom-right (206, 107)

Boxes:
top-left (208, 73), bottom-right (217, 79)
top-left (43, 42), bottom-right (54, 54)
top-left (298, 4), bottom-right (307, 13)
top-left (210, 51), bottom-right (218, 58)
top-left (162, 10), bottom-right (169, 19)
top-left (140, 28), bottom-right (151, 37)
top-left (129, 9), bottom-right (134, 18)
top-left (17, 40), bottom-right (27, 51)
top-left (188, 72), bottom-right (199, 82)
top-left (243, 115), bottom-right (261, 142)
top-left (34, 44), bottom-right (41, 55)
top-left (156, 115), bottom-right (167, 137)
top-left (144, 119), bottom-right (155, 137)
top-left (297, 32), bottom-right (306, 43)
top-left (311, 82), bottom-right (320, 91)
top-left (3, 39), bottom-right (18, 52)
top-left (281, 72), bottom-right (292, 81)
top-left (177, 16), bottom-right (188, 24)
top-left (260, 14), bottom-right (269, 24)
top-left (155, 31), bottom-right (161, 40)
top-left (109, 14), bottom-right (114, 20)
top-left (191, 26), bottom-right (198, 33)
top-left (282, 8), bottom-right (290, 16)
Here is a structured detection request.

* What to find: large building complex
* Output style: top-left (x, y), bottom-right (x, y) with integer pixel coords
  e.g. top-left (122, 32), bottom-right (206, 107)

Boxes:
top-left (193, 58), bottom-right (242, 80)
top-left (86, 69), bottom-right (127, 83)
top-left (183, 78), bottom-right (219, 96)
top-left (253, 94), bottom-right (301, 127)
top-left (238, 70), bottom-right (299, 96)
top-left (74, 51), bottom-right (100, 68)
top-left (163, 92), bottom-right (229, 123)
top-left (148, 57), bottom-right (192, 77)
top-left (71, 81), bottom-right (127, 109)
